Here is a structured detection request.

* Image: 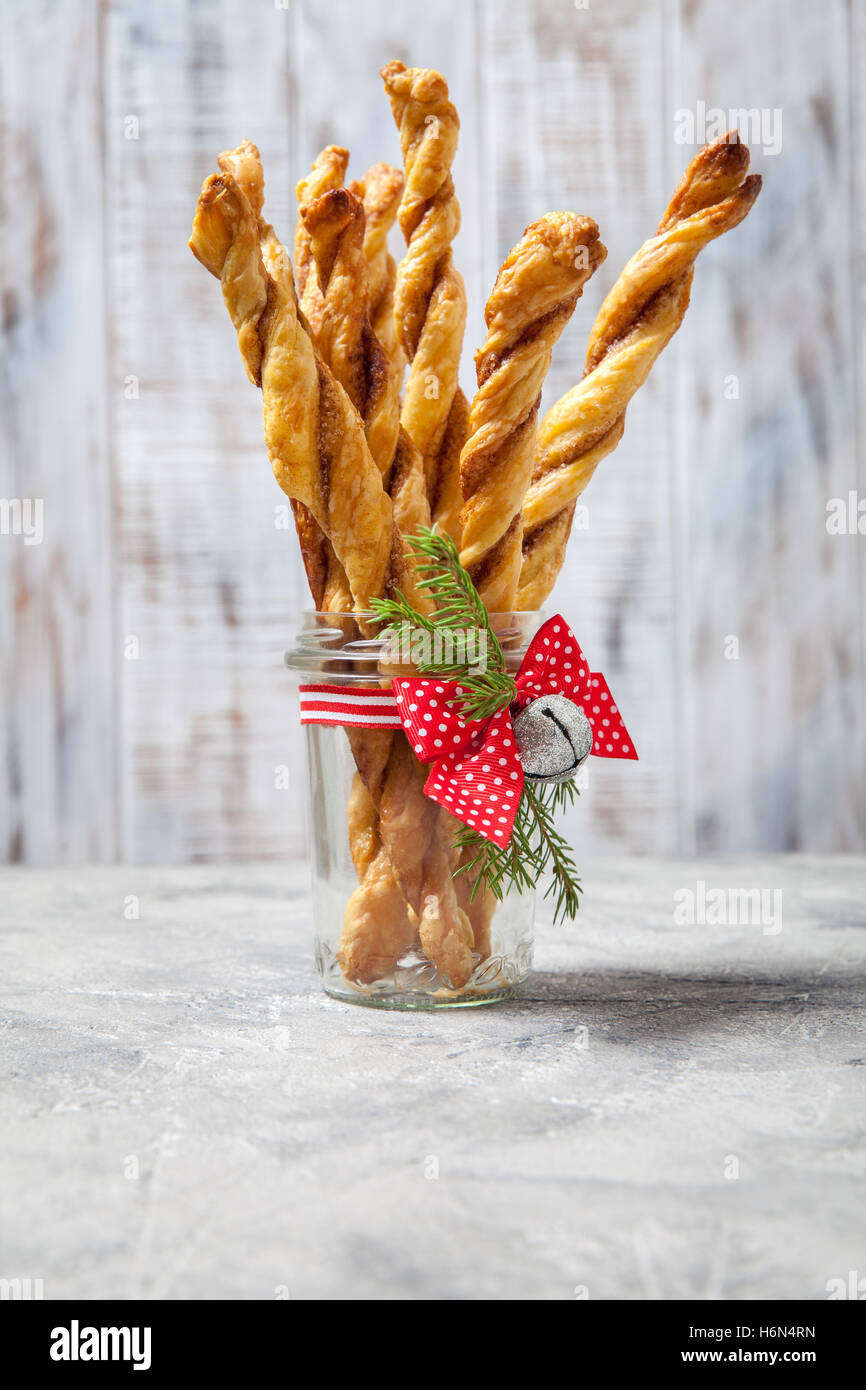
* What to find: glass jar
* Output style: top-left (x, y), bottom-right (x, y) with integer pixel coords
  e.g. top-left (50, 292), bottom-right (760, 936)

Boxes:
top-left (285, 612), bottom-right (542, 1009)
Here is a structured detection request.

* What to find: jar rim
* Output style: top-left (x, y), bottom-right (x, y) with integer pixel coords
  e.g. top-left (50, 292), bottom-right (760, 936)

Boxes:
top-left (284, 609), bottom-right (545, 680)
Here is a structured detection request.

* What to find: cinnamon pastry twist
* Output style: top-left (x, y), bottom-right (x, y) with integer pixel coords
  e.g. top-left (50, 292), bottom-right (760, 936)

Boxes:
top-left (340, 751), bottom-right (474, 989)
top-left (302, 187), bottom-right (400, 479)
top-left (382, 61), bottom-right (468, 517)
top-left (518, 133), bottom-right (762, 609)
top-left (201, 140), bottom-right (340, 608)
top-left (190, 164), bottom-right (398, 613)
top-left (302, 185), bottom-right (449, 969)
top-left (303, 186), bottom-right (433, 603)
top-left (428, 387), bottom-right (470, 544)
top-left (192, 157), bottom-right (426, 968)
top-left (292, 145), bottom-right (354, 608)
top-left (344, 213), bottom-right (610, 984)
top-left (459, 212), bottom-right (606, 612)
top-left (295, 145), bottom-right (350, 338)
top-left (190, 141), bottom-right (269, 387)
top-left (349, 162), bottom-right (405, 380)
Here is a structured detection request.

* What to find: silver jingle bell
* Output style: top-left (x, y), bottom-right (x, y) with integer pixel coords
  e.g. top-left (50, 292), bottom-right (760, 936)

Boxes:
top-left (512, 693), bottom-right (594, 784)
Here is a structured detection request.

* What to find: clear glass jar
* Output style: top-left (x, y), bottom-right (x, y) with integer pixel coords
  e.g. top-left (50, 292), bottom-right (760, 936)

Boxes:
top-left (285, 612), bottom-right (542, 1009)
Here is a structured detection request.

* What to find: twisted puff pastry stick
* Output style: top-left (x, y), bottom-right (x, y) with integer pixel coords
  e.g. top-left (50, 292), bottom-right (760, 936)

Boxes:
top-left (211, 141), bottom-right (346, 608)
top-left (302, 181), bottom-right (398, 877)
top-left (189, 140), bottom-right (268, 386)
top-left (191, 155), bottom-right (423, 975)
top-left (295, 145), bottom-right (350, 337)
top-left (349, 214), bottom-right (611, 983)
top-left (341, 741), bottom-right (476, 989)
top-left (295, 156), bottom-right (421, 605)
top-left (209, 143), bottom-right (331, 608)
top-left (291, 146), bottom-right (353, 610)
top-left (343, 214), bottom-right (608, 985)
top-left (302, 184), bottom-right (457, 978)
top-left (445, 214), bottom-right (606, 955)
top-left (303, 182), bottom-right (431, 874)
top-left (382, 61), bottom-right (468, 531)
top-left (207, 162), bottom-right (386, 871)
top-left (283, 277), bottom-right (425, 966)
top-left (302, 187), bottom-right (400, 479)
top-left (190, 146), bottom-right (462, 985)
top-left (518, 132), bottom-right (762, 609)
top-left (459, 213), bottom-right (607, 612)
top-left (189, 163), bottom-right (400, 613)
top-left (340, 655), bottom-right (477, 986)
top-left (303, 187), bottom-right (435, 590)
top-left (349, 162), bottom-right (405, 380)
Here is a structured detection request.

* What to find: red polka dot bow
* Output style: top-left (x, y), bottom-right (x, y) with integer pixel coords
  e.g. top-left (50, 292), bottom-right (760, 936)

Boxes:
top-left (393, 615), bottom-right (637, 848)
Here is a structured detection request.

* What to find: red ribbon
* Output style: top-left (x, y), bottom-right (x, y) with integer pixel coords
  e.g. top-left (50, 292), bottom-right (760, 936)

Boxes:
top-left (393, 615), bottom-right (636, 848)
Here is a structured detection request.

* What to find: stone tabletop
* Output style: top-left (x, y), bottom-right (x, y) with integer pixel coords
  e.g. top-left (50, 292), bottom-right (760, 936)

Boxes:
top-left (1, 856), bottom-right (864, 1301)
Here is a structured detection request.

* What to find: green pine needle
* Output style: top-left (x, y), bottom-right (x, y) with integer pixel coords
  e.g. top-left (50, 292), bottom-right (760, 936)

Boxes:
top-left (370, 526), bottom-right (584, 922)
top-left (455, 779), bottom-right (583, 924)
top-left (370, 527), bottom-right (517, 720)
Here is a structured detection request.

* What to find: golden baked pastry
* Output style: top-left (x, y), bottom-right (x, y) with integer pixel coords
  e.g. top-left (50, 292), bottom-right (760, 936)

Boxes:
top-left (303, 186), bottom-right (400, 478)
top-left (459, 212), bottom-right (606, 613)
top-left (382, 61), bottom-right (468, 523)
top-left (190, 163), bottom-right (397, 613)
top-left (349, 162), bottom-right (405, 380)
top-left (303, 185), bottom-right (432, 610)
top-left (292, 145), bottom-right (356, 608)
top-left (294, 145), bottom-right (350, 339)
top-left (189, 142), bottom-right (269, 388)
top-left (301, 180), bottom-right (445, 953)
top-left (340, 741), bottom-right (475, 989)
top-left (339, 847), bottom-right (420, 984)
top-left (518, 133), bottom-right (762, 609)
top-left (193, 157), bottom-right (429, 961)
top-left (343, 195), bottom-right (613, 987)
top-left (191, 141), bottom-right (336, 609)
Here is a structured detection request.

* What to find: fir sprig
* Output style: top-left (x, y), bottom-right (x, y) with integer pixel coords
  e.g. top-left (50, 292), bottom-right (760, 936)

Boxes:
top-left (370, 527), bottom-right (517, 720)
top-left (455, 779), bottom-right (583, 924)
top-left (370, 526), bottom-right (584, 922)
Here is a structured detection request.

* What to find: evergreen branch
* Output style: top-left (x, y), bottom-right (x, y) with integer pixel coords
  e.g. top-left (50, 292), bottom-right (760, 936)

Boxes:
top-left (371, 526), bottom-right (584, 921)
top-left (369, 587), bottom-right (439, 636)
top-left (523, 783), bottom-right (583, 924)
top-left (454, 779), bottom-right (583, 923)
top-left (370, 526), bottom-right (517, 719)
top-left (406, 528), bottom-right (508, 675)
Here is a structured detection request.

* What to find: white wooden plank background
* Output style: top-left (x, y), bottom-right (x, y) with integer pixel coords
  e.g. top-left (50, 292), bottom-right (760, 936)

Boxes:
top-left (0, 0), bottom-right (117, 863)
top-left (105, 0), bottom-right (306, 862)
top-left (0, 0), bottom-right (863, 864)
top-left (854, 0), bottom-right (866, 850)
top-left (675, 0), bottom-right (865, 851)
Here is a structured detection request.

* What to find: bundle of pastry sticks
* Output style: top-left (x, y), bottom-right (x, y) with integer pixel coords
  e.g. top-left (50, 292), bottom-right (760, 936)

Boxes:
top-left (190, 61), bottom-right (761, 991)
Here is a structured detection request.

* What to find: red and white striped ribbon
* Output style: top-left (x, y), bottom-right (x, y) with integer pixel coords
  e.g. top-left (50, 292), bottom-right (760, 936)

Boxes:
top-left (298, 684), bottom-right (402, 728)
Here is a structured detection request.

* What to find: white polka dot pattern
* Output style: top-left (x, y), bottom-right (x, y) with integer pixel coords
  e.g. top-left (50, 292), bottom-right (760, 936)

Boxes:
top-left (388, 615), bottom-right (637, 849)
top-left (513, 617), bottom-right (637, 763)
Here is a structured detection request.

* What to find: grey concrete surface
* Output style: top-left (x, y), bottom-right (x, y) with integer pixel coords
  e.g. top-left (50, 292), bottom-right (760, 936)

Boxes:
top-left (1, 857), bottom-right (865, 1301)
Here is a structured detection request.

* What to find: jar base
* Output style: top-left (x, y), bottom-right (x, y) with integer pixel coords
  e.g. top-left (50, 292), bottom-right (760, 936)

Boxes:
top-left (323, 982), bottom-right (522, 1010)
top-left (317, 941), bottom-right (533, 1010)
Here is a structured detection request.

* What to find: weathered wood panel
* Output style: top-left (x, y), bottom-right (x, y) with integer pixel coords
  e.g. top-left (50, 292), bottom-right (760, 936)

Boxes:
top-left (482, 0), bottom-right (682, 858)
top-left (105, 0), bottom-right (307, 861)
top-left (853, 0), bottom-right (866, 839)
top-left (1, 0), bottom-right (864, 864)
top-left (0, 0), bottom-right (116, 862)
top-left (675, 0), bottom-right (865, 850)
